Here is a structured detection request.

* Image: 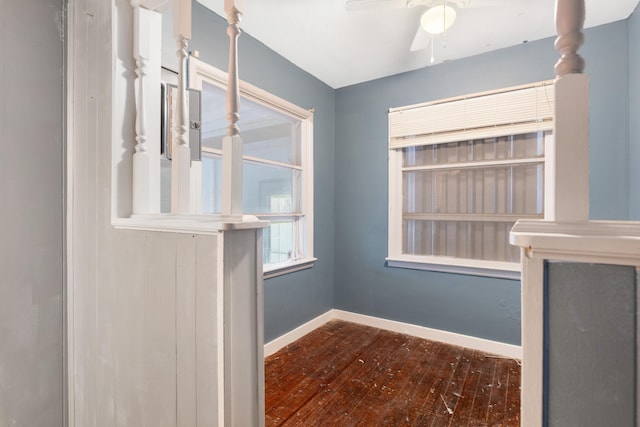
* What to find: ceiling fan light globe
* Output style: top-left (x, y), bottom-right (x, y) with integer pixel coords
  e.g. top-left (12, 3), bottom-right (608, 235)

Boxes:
top-left (420, 5), bottom-right (456, 34)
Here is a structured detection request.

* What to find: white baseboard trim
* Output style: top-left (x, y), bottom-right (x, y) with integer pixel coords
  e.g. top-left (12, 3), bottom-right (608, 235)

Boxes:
top-left (264, 310), bottom-right (335, 357)
top-left (264, 309), bottom-right (522, 359)
top-left (333, 310), bottom-right (522, 359)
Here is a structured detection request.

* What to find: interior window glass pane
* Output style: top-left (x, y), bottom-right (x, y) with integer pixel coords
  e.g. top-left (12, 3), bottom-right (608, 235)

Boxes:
top-left (200, 81), bottom-right (301, 166)
top-left (201, 156), bottom-right (301, 215)
top-left (201, 82), bottom-right (226, 151)
top-left (243, 163), bottom-right (300, 214)
top-left (402, 131), bottom-right (546, 167)
top-left (201, 155), bottom-right (222, 214)
top-left (160, 158), bottom-right (172, 213)
top-left (242, 105), bottom-right (301, 166)
top-left (403, 220), bottom-right (520, 263)
top-left (263, 220), bottom-right (295, 265)
top-left (403, 164), bottom-right (543, 215)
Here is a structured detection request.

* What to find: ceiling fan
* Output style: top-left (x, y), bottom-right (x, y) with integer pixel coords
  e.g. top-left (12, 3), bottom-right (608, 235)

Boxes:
top-left (345, 0), bottom-right (473, 53)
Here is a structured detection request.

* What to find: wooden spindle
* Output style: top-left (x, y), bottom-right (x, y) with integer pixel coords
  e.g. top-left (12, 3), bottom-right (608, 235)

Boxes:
top-left (225, 2), bottom-right (242, 137)
top-left (171, 0), bottom-right (192, 214)
top-left (131, 2), bottom-right (162, 214)
top-left (221, 0), bottom-right (244, 218)
top-left (554, 0), bottom-right (585, 76)
top-left (133, 14), bottom-right (148, 158)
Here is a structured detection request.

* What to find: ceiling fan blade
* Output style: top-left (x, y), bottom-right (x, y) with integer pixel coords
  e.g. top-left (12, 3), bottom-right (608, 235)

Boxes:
top-left (410, 27), bottom-right (430, 51)
top-left (345, 0), bottom-right (407, 11)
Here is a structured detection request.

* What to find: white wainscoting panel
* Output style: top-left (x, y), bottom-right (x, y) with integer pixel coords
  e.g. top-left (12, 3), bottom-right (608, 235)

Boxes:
top-left (195, 234), bottom-right (222, 427)
top-left (176, 234), bottom-right (197, 427)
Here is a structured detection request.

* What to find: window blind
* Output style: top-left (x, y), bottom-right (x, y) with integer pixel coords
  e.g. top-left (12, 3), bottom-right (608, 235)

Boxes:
top-left (389, 82), bottom-right (554, 148)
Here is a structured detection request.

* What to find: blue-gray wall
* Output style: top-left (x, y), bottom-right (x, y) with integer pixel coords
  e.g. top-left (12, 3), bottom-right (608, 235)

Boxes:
top-left (191, 2), bottom-right (336, 342)
top-left (630, 3), bottom-right (640, 219)
top-left (334, 22), bottom-right (630, 345)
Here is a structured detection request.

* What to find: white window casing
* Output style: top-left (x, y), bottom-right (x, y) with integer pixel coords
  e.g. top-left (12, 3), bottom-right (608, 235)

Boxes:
top-left (387, 81), bottom-right (554, 278)
top-left (189, 58), bottom-right (315, 278)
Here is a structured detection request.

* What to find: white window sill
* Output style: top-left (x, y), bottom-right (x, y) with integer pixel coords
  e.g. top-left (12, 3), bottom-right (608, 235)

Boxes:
top-left (386, 256), bottom-right (521, 280)
top-left (264, 257), bottom-right (317, 280)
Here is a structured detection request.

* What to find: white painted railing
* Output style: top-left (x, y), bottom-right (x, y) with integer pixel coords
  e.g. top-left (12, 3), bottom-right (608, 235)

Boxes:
top-left (126, 1), bottom-right (264, 426)
top-left (131, 0), bottom-right (246, 219)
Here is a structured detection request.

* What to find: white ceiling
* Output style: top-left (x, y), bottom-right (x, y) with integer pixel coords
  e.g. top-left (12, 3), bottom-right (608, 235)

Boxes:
top-left (196, 0), bottom-right (639, 89)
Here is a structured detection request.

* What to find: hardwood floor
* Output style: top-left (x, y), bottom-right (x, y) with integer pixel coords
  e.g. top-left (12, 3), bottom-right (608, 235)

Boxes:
top-left (265, 320), bottom-right (520, 426)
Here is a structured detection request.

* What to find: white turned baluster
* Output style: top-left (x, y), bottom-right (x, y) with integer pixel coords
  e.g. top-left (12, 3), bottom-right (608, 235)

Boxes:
top-left (131, 3), bottom-right (162, 214)
top-left (171, 0), bottom-right (192, 214)
top-left (226, 3), bottom-right (241, 138)
top-left (134, 55), bottom-right (147, 152)
top-left (221, 0), bottom-right (244, 218)
top-left (554, 0), bottom-right (585, 76)
top-left (545, 0), bottom-right (589, 222)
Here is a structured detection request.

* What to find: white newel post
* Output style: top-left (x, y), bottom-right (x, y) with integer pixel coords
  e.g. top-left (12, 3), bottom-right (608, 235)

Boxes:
top-left (545, 0), bottom-right (589, 222)
top-left (222, 0), bottom-right (244, 219)
top-left (172, 0), bottom-right (192, 214)
top-left (514, 1), bottom-right (589, 425)
top-left (131, 2), bottom-right (162, 214)
top-left (218, 2), bottom-right (266, 426)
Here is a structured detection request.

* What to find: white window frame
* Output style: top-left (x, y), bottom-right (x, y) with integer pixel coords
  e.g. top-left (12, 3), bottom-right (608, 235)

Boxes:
top-left (189, 58), bottom-right (315, 278)
top-left (387, 81), bottom-right (554, 279)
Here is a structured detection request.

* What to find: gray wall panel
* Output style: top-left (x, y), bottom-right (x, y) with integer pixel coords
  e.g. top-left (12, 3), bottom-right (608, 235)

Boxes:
top-left (546, 262), bottom-right (636, 427)
top-left (0, 0), bottom-right (64, 425)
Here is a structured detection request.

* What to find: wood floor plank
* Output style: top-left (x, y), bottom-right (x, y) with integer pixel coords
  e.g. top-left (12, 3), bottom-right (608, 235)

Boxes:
top-left (332, 335), bottom-right (421, 425)
top-left (264, 320), bottom-right (520, 427)
top-left (378, 338), bottom-right (440, 425)
top-left (268, 322), bottom-right (381, 423)
top-left (266, 322), bottom-right (380, 423)
top-left (266, 324), bottom-right (374, 396)
top-left (292, 330), bottom-right (407, 425)
top-left (411, 344), bottom-right (464, 425)
top-left (504, 359), bottom-right (521, 425)
top-left (486, 357), bottom-right (510, 426)
top-left (448, 350), bottom-right (486, 426)
top-left (265, 330), bottom-right (340, 408)
top-left (407, 350), bottom-right (449, 425)
top-left (427, 347), bottom-right (474, 427)
top-left (468, 355), bottom-right (497, 426)
top-left (266, 335), bottom-right (345, 420)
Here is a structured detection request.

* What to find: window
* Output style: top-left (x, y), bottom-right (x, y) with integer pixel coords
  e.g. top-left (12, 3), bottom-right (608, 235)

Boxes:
top-left (189, 59), bottom-right (315, 278)
top-left (387, 82), bottom-right (554, 278)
